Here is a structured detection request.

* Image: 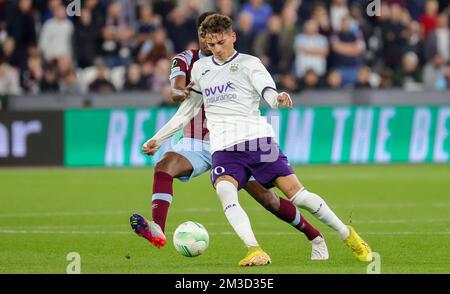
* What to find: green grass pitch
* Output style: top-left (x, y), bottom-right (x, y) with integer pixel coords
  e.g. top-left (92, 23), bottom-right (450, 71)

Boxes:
top-left (0, 165), bottom-right (449, 274)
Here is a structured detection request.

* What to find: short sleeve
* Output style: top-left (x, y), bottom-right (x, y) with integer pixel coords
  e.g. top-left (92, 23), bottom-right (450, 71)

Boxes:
top-left (169, 57), bottom-right (188, 80)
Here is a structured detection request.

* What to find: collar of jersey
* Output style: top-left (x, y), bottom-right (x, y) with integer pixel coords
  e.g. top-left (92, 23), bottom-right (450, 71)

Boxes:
top-left (212, 51), bottom-right (239, 66)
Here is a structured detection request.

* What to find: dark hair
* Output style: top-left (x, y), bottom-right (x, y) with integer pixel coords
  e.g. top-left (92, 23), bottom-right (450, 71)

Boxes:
top-left (199, 14), bottom-right (233, 37)
top-left (197, 11), bottom-right (217, 29)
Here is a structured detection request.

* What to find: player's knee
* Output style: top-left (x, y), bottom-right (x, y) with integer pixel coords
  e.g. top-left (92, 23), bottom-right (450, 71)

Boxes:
top-left (215, 180), bottom-right (238, 208)
top-left (155, 152), bottom-right (179, 176)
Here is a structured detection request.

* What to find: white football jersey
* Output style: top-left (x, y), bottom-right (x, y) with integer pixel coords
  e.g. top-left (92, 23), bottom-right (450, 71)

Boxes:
top-left (191, 51), bottom-right (279, 153)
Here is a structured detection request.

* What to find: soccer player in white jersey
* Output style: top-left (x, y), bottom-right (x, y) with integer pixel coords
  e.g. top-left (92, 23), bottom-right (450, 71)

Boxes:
top-left (186, 14), bottom-right (372, 264)
top-left (132, 12), bottom-right (329, 266)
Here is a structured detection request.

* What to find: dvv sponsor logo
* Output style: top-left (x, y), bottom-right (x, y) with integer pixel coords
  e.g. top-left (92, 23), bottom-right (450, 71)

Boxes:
top-left (205, 81), bottom-right (237, 104)
top-left (204, 81), bottom-right (235, 97)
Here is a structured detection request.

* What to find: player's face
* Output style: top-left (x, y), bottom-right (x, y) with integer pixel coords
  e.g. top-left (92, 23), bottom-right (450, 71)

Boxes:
top-left (198, 32), bottom-right (212, 56)
top-left (205, 31), bottom-right (236, 62)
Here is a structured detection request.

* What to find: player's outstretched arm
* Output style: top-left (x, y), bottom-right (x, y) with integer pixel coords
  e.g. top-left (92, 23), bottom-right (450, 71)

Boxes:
top-left (249, 57), bottom-right (293, 109)
top-left (142, 91), bottom-right (203, 155)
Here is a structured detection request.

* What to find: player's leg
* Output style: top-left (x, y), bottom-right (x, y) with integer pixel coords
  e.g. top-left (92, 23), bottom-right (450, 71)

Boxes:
top-left (244, 180), bottom-right (328, 260)
top-left (274, 175), bottom-right (373, 262)
top-left (130, 151), bottom-right (193, 248)
top-left (131, 138), bottom-right (211, 249)
top-left (151, 151), bottom-right (193, 231)
top-left (274, 175), bottom-right (349, 239)
top-left (214, 175), bottom-right (271, 266)
top-left (249, 139), bottom-right (371, 261)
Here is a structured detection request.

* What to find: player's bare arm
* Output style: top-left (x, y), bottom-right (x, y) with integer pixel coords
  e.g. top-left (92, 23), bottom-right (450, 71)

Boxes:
top-left (170, 75), bottom-right (188, 102)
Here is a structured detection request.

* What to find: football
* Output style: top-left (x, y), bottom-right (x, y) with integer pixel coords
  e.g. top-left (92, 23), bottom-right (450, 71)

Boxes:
top-left (173, 221), bottom-right (209, 257)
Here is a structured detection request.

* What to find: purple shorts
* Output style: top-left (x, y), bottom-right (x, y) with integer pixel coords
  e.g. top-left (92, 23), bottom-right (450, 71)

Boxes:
top-left (211, 138), bottom-right (294, 190)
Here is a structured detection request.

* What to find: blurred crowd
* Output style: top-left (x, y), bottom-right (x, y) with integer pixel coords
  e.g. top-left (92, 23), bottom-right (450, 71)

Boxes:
top-left (1, 0), bottom-right (450, 100)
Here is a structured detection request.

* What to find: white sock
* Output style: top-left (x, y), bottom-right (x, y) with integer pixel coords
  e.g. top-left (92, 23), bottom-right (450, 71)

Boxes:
top-left (291, 188), bottom-right (350, 240)
top-left (216, 181), bottom-right (259, 248)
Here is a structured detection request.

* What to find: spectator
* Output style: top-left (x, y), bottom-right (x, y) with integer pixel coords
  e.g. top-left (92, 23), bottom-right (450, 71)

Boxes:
top-left (84, 0), bottom-right (105, 28)
top-left (165, 7), bottom-right (197, 53)
top-left (89, 62), bottom-right (116, 93)
top-left (311, 2), bottom-right (332, 37)
top-left (330, 0), bottom-right (349, 32)
top-left (379, 68), bottom-right (394, 88)
top-left (1, 36), bottom-right (20, 68)
top-left (349, 2), bottom-right (372, 40)
top-left (423, 53), bottom-right (447, 89)
top-left (406, 0), bottom-right (425, 20)
top-left (136, 4), bottom-right (161, 47)
top-left (299, 69), bottom-right (324, 91)
top-left (253, 15), bottom-right (283, 74)
top-left (241, 0), bottom-right (273, 33)
top-left (5, 0), bottom-right (36, 68)
top-left (39, 65), bottom-right (59, 93)
top-left (216, 0), bottom-right (237, 18)
top-left (140, 62), bottom-right (154, 89)
top-left (278, 2), bottom-right (299, 73)
top-left (60, 70), bottom-right (82, 95)
top-left (407, 20), bottom-right (425, 60)
top-left (138, 27), bottom-right (174, 65)
top-left (355, 66), bottom-right (375, 89)
top-left (294, 19), bottom-right (329, 79)
top-left (278, 73), bottom-right (300, 93)
top-left (101, 1), bottom-right (135, 68)
top-left (381, 3), bottom-right (409, 69)
top-left (39, 0), bottom-right (62, 24)
top-left (39, 4), bottom-right (74, 63)
top-left (419, 0), bottom-right (439, 39)
top-left (151, 59), bottom-right (170, 93)
top-left (123, 63), bottom-right (148, 91)
top-left (235, 12), bottom-right (255, 55)
top-left (0, 56), bottom-right (21, 96)
top-left (74, 8), bottom-right (101, 68)
top-left (114, 0), bottom-right (138, 28)
top-left (326, 70), bottom-right (343, 89)
top-left (0, 0), bottom-right (448, 94)
top-left (425, 13), bottom-right (450, 62)
top-left (393, 51), bottom-right (423, 89)
top-left (22, 54), bottom-right (43, 94)
top-left (151, 0), bottom-right (177, 21)
top-left (331, 16), bottom-right (365, 87)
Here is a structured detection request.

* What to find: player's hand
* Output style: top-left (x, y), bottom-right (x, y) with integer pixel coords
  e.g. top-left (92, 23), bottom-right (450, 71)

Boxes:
top-left (277, 92), bottom-right (293, 108)
top-left (183, 82), bottom-right (195, 99)
top-left (142, 139), bottom-right (159, 156)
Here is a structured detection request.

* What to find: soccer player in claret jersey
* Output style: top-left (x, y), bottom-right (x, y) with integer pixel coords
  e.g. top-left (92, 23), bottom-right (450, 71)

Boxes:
top-left (130, 12), bottom-right (329, 265)
top-left (184, 14), bottom-right (373, 263)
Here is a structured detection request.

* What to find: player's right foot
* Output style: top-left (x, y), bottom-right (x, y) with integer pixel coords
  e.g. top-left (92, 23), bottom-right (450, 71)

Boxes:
top-left (310, 236), bottom-right (329, 260)
top-left (344, 225), bottom-right (373, 262)
top-left (238, 246), bottom-right (271, 267)
top-left (130, 214), bottom-right (166, 249)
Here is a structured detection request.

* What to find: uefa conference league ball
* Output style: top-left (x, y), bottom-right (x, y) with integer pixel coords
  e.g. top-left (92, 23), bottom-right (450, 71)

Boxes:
top-left (173, 221), bottom-right (209, 257)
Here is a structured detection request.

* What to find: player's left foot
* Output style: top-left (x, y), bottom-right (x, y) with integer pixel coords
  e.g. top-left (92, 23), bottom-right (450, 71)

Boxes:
top-left (130, 214), bottom-right (166, 249)
top-left (344, 225), bottom-right (373, 262)
top-left (238, 246), bottom-right (271, 267)
top-left (310, 236), bottom-right (329, 260)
